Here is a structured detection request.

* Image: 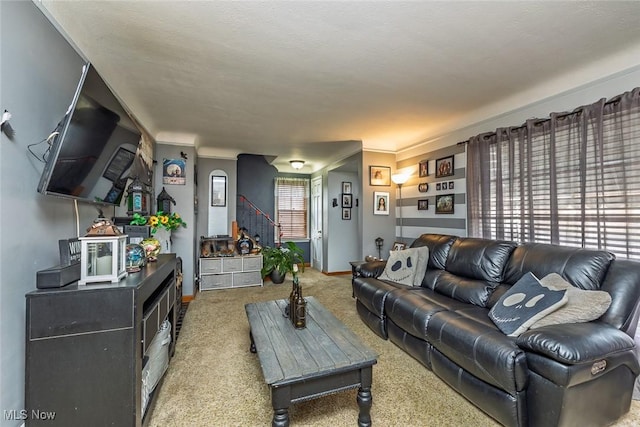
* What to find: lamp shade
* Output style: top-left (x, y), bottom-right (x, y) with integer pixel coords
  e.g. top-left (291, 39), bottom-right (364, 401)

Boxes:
top-left (391, 173), bottom-right (410, 185)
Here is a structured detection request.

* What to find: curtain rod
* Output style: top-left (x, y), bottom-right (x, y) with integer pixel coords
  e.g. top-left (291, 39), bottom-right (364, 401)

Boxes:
top-left (456, 89), bottom-right (633, 145)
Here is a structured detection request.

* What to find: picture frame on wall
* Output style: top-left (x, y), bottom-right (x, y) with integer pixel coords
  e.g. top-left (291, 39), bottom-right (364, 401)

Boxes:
top-left (418, 199), bottom-right (429, 210)
top-left (342, 208), bottom-right (351, 220)
top-left (435, 155), bottom-right (455, 178)
top-left (436, 194), bottom-right (455, 214)
top-left (392, 242), bottom-right (406, 252)
top-left (373, 191), bottom-right (389, 215)
top-left (342, 181), bottom-right (352, 194)
top-left (342, 193), bottom-right (353, 208)
top-left (436, 183), bottom-right (441, 191)
top-left (419, 160), bottom-right (429, 177)
top-left (369, 166), bottom-right (391, 186)
top-left (418, 182), bottom-right (429, 193)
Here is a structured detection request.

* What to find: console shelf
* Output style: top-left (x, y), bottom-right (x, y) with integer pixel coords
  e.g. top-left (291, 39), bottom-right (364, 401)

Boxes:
top-left (25, 254), bottom-right (177, 427)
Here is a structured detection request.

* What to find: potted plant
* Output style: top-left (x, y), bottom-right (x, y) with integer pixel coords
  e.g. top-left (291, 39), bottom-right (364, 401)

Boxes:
top-left (260, 241), bottom-right (305, 284)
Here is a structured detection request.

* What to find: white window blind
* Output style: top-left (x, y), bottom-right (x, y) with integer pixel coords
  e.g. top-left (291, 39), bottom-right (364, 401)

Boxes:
top-left (275, 177), bottom-right (309, 239)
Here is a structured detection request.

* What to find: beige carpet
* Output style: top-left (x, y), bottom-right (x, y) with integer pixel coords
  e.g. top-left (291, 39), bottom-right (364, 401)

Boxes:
top-left (149, 268), bottom-right (640, 426)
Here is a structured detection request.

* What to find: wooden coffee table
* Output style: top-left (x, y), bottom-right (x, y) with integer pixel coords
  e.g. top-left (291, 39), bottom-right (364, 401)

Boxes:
top-left (245, 296), bottom-right (378, 427)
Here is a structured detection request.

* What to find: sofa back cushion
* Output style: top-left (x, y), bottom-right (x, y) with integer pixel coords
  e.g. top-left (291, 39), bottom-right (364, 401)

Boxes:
top-left (446, 237), bottom-right (518, 282)
top-left (503, 243), bottom-right (614, 290)
top-left (410, 233), bottom-right (457, 270)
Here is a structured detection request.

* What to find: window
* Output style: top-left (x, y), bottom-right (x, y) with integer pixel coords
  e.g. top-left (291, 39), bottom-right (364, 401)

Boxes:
top-left (275, 177), bottom-right (309, 239)
top-left (467, 88), bottom-right (640, 259)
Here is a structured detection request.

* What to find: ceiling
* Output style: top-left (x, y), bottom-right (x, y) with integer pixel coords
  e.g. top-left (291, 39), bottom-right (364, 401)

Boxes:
top-left (38, 1), bottom-right (640, 173)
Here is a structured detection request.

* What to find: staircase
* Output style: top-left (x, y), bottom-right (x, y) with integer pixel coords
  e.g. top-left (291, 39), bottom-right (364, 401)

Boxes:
top-left (237, 194), bottom-right (282, 248)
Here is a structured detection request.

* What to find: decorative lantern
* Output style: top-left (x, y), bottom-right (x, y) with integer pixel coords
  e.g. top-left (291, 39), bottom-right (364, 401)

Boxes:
top-left (375, 237), bottom-right (384, 260)
top-left (126, 176), bottom-right (151, 216)
top-left (157, 187), bottom-right (176, 214)
top-left (79, 216), bottom-right (127, 284)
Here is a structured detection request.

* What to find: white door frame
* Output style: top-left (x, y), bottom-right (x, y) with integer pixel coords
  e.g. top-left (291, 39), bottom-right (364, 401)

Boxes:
top-left (310, 176), bottom-right (323, 271)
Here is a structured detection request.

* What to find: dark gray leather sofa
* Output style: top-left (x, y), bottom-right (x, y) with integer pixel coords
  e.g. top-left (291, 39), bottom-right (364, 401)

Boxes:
top-left (352, 233), bottom-right (640, 426)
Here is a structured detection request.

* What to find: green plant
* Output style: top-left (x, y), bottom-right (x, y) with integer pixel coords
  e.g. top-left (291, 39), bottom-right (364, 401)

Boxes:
top-left (260, 241), bottom-right (305, 278)
top-left (130, 211), bottom-right (187, 233)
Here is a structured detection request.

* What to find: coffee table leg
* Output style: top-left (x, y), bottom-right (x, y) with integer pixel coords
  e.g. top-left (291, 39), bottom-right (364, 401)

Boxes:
top-left (357, 387), bottom-right (372, 427)
top-left (272, 408), bottom-right (289, 427)
top-left (249, 331), bottom-right (256, 353)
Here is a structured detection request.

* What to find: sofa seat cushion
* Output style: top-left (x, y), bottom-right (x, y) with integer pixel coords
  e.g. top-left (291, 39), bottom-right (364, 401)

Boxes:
top-left (352, 277), bottom-right (406, 318)
top-left (384, 288), bottom-right (468, 340)
top-left (426, 310), bottom-right (528, 395)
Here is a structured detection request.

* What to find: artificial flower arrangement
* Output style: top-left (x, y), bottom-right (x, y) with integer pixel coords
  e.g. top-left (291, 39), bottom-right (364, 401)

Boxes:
top-left (130, 211), bottom-right (187, 233)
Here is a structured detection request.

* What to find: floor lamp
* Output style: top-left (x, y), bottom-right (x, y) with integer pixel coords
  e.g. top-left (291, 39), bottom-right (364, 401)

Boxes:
top-left (391, 173), bottom-right (410, 243)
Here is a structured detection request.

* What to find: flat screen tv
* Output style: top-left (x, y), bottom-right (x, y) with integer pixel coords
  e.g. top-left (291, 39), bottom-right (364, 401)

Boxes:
top-left (37, 62), bottom-right (142, 206)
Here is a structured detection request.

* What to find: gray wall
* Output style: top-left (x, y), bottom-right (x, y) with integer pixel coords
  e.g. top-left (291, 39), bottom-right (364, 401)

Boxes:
top-left (361, 151), bottom-right (397, 260)
top-left (154, 144), bottom-right (196, 296)
top-left (0, 2), bottom-right (99, 424)
top-left (326, 170), bottom-right (359, 272)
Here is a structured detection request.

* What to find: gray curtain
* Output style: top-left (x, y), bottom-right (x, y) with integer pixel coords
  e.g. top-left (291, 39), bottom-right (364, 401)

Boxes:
top-left (467, 87), bottom-right (640, 258)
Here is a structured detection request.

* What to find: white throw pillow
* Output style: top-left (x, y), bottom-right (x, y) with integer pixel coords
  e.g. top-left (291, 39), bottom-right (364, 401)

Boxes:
top-left (529, 273), bottom-right (612, 329)
top-left (379, 248), bottom-right (419, 286)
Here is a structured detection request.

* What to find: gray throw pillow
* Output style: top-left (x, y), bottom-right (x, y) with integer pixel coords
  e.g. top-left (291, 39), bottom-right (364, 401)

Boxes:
top-left (489, 272), bottom-right (568, 337)
top-left (529, 273), bottom-right (612, 329)
top-left (379, 249), bottom-right (418, 286)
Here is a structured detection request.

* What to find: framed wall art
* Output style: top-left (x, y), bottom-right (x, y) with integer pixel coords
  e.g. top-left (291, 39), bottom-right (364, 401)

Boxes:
top-left (342, 193), bottom-right (353, 208)
top-left (392, 242), bottom-right (406, 252)
top-left (418, 199), bottom-right (429, 210)
top-left (436, 194), bottom-right (455, 214)
top-left (373, 191), bottom-right (389, 215)
top-left (342, 208), bottom-right (351, 220)
top-left (435, 155), bottom-right (455, 178)
top-left (342, 181), bottom-right (352, 194)
top-left (369, 166), bottom-right (391, 186)
top-left (418, 182), bottom-right (429, 193)
top-left (163, 158), bottom-right (187, 185)
top-left (419, 160), bottom-right (429, 177)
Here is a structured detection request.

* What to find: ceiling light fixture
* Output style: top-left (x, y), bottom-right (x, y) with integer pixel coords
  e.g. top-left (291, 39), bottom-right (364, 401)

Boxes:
top-left (290, 160), bottom-right (305, 170)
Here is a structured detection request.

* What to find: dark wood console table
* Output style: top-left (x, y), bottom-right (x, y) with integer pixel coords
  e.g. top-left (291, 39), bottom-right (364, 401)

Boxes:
top-left (25, 254), bottom-right (177, 427)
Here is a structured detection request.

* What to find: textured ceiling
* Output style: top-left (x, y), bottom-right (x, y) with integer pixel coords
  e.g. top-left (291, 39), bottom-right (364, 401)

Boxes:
top-left (38, 1), bottom-right (640, 172)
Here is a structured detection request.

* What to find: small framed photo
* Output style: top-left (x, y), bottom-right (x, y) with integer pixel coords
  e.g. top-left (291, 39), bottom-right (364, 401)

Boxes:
top-left (436, 194), bottom-right (455, 214)
top-left (418, 182), bottom-right (429, 193)
top-left (373, 191), bottom-right (389, 215)
top-left (435, 155), bottom-right (455, 178)
top-left (342, 181), bottom-right (352, 194)
top-left (436, 183), bottom-right (441, 191)
top-left (419, 160), bottom-right (429, 177)
top-left (418, 199), bottom-right (429, 210)
top-left (342, 208), bottom-right (351, 220)
top-left (448, 181), bottom-right (454, 190)
top-left (392, 242), bottom-right (406, 252)
top-left (342, 193), bottom-right (353, 208)
top-left (370, 166), bottom-right (391, 186)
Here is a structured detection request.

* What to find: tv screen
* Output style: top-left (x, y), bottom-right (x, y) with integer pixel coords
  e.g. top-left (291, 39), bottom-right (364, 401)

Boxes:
top-left (37, 63), bottom-right (142, 206)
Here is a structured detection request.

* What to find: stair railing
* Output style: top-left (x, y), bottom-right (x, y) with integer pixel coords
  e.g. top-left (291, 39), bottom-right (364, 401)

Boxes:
top-left (237, 194), bottom-right (282, 248)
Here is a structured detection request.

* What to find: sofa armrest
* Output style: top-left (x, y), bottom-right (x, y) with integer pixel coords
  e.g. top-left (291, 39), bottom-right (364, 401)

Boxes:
top-left (357, 260), bottom-right (387, 278)
top-left (516, 322), bottom-right (636, 365)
